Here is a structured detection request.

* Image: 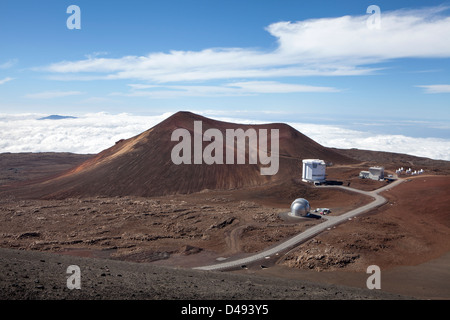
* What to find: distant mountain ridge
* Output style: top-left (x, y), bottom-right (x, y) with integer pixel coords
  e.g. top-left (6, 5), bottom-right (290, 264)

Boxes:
top-left (38, 115), bottom-right (77, 120)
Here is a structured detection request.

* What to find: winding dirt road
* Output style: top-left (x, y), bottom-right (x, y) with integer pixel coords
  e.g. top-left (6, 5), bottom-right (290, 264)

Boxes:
top-left (195, 178), bottom-right (405, 271)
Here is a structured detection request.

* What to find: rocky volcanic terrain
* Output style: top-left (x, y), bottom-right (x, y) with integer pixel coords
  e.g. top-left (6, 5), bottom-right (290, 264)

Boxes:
top-left (1, 112), bottom-right (449, 300)
top-left (0, 180), bottom-right (370, 267)
top-left (0, 247), bottom-right (408, 300)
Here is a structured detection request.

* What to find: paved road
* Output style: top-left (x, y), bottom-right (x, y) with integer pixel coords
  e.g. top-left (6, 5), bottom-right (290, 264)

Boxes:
top-left (194, 178), bottom-right (404, 271)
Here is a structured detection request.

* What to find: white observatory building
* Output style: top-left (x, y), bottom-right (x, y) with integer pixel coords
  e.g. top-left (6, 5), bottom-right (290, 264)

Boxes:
top-left (369, 166), bottom-right (384, 180)
top-left (302, 159), bottom-right (326, 183)
top-left (359, 166), bottom-right (385, 180)
top-left (289, 198), bottom-right (311, 217)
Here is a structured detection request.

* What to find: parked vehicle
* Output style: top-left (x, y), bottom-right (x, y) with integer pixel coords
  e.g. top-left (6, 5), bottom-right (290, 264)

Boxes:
top-left (314, 208), bottom-right (331, 215)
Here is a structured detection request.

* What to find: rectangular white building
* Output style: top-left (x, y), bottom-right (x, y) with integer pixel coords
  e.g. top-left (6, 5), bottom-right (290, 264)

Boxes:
top-left (359, 171), bottom-right (370, 179)
top-left (359, 166), bottom-right (384, 180)
top-left (369, 166), bottom-right (384, 180)
top-left (302, 159), bottom-right (326, 182)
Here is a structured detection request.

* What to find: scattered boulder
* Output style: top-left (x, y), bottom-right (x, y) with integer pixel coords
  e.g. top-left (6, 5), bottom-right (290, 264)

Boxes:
top-left (17, 232), bottom-right (41, 239)
top-left (179, 245), bottom-right (203, 255)
top-left (210, 217), bottom-right (236, 229)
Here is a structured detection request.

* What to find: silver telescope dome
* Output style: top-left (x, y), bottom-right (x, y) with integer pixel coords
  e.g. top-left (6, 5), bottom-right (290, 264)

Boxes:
top-left (289, 198), bottom-right (311, 217)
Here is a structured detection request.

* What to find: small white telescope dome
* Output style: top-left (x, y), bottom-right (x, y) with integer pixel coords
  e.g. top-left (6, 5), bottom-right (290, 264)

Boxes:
top-left (289, 198), bottom-right (311, 217)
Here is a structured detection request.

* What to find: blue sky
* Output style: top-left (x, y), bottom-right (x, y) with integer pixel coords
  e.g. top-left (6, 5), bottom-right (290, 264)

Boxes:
top-left (0, 0), bottom-right (450, 156)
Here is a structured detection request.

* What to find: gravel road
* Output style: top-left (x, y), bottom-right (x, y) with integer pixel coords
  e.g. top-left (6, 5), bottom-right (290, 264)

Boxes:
top-left (0, 247), bottom-right (408, 300)
top-left (195, 179), bottom-right (404, 271)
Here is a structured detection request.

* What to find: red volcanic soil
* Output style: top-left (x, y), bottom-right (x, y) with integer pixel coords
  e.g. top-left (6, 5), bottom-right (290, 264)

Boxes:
top-left (282, 175), bottom-right (450, 271)
top-left (0, 112), bottom-right (449, 299)
top-left (333, 148), bottom-right (450, 175)
top-left (0, 152), bottom-right (92, 186)
top-left (246, 175), bottom-right (449, 299)
top-left (1, 111), bottom-right (355, 199)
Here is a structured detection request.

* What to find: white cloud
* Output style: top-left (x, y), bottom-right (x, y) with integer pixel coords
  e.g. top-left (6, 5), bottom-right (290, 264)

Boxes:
top-left (288, 122), bottom-right (450, 161)
top-left (0, 77), bottom-right (13, 85)
top-left (43, 50), bottom-right (373, 83)
top-left (37, 6), bottom-right (450, 84)
top-left (0, 112), bottom-right (174, 154)
top-left (24, 91), bottom-right (84, 99)
top-left (227, 81), bottom-right (340, 93)
top-left (416, 84), bottom-right (450, 93)
top-left (0, 59), bottom-right (18, 69)
top-left (120, 81), bottom-right (340, 98)
top-left (268, 6), bottom-right (450, 63)
top-left (0, 112), bottom-right (449, 161)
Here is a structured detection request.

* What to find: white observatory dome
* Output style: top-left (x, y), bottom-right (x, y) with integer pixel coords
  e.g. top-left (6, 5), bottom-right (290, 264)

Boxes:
top-left (289, 198), bottom-right (311, 217)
